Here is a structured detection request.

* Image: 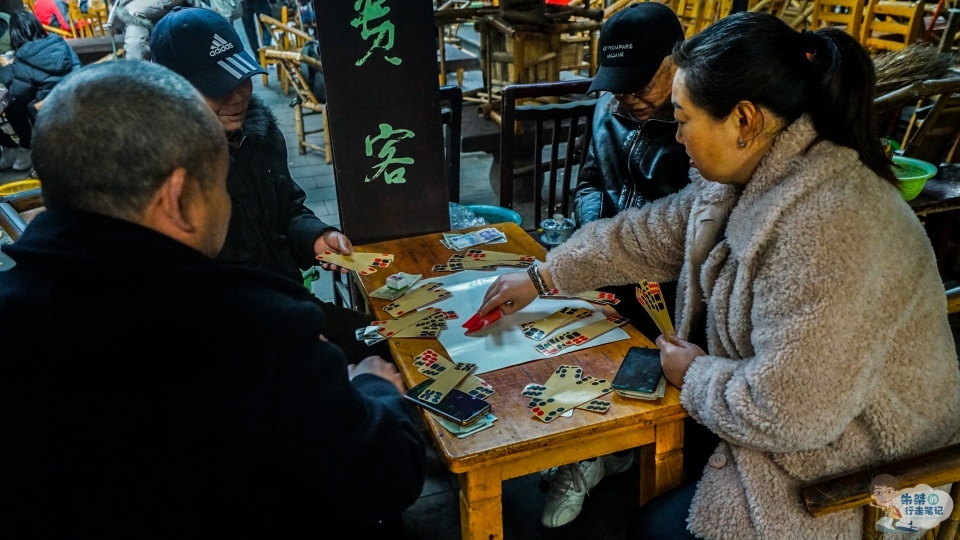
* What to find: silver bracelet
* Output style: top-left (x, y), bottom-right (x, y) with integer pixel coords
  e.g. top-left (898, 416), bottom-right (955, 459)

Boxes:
top-left (528, 264), bottom-right (547, 296)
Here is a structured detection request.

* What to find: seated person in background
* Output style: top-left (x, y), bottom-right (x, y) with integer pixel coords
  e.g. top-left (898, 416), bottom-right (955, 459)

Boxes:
top-left (31, 0), bottom-right (70, 31)
top-left (0, 60), bottom-right (426, 537)
top-left (478, 13), bottom-right (960, 539)
top-left (150, 7), bottom-right (386, 365)
top-left (573, 2), bottom-right (690, 342)
top-left (538, 3), bottom-right (691, 529)
top-left (0, 10), bottom-right (82, 172)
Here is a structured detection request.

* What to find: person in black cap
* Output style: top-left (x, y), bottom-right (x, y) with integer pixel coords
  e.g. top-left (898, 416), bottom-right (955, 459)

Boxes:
top-left (571, 2), bottom-right (690, 345)
top-left (150, 7), bottom-right (391, 368)
top-left (538, 3), bottom-right (694, 529)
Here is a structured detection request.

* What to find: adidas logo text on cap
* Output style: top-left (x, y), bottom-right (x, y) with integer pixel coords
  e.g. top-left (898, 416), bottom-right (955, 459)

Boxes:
top-left (209, 34), bottom-right (234, 56)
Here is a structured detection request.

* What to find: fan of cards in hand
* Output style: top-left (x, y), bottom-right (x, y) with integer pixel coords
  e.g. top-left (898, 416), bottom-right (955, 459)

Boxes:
top-left (635, 280), bottom-right (675, 337)
top-left (315, 251), bottom-right (394, 275)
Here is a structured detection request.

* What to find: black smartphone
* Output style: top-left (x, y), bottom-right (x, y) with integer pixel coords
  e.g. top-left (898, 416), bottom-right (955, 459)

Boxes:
top-left (404, 380), bottom-right (491, 426)
top-left (611, 347), bottom-right (664, 395)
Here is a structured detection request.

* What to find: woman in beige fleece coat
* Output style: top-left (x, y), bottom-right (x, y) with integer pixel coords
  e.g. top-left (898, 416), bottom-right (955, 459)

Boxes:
top-left (478, 13), bottom-right (960, 539)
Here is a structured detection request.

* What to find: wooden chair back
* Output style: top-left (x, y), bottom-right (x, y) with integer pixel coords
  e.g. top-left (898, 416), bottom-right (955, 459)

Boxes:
top-left (809, 0), bottom-right (865, 37)
top-left (902, 89), bottom-right (960, 164)
top-left (65, 0), bottom-right (108, 38)
top-left (861, 0), bottom-right (925, 53)
top-left (802, 442), bottom-right (960, 540)
top-left (498, 79), bottom-right (597, 234)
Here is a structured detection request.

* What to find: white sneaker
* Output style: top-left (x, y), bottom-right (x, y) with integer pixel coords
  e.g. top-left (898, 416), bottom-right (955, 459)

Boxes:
top-left (539, 452), bottom-right (634, 486)
top-left (12, 148), bottom-right (31, 171)
top-left (541, 459), bottom-right (606, 528)
top-left (601, 451), bottom-right (635, 476)
top-left (0, 147), bottom-right (18, 169)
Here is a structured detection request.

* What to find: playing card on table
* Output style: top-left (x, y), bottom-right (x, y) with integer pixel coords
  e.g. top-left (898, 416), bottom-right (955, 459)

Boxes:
top-left (315, 251), bottom-right (393, 275)
top-left (519, 307), bottom-right (593, 341)
top-left (417, 362), bottom-right (476, 404)
top-left (370, 308), bottom-right (444, 338)
top-left (541, 288), bottom-right (620, 306)
top-left (383, 283), bottom-right (452, 317)
top-left (521, 364), bottom-right (583, 406)
top-left (462, 249), bottom-right (536, 264)
top-left (614, 377), bottom-right (666, 401)
top-left (413, 349), bottom-right (495, 399)
top-left (530, 376), bottom-right (613, 423)
top-left (535, 315), bottom-right (630, 356)
top-left (451, 254), bottom-right (531, 268)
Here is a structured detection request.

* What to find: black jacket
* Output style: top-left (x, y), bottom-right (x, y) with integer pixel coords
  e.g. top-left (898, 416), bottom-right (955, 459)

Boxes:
top-left (216, 95), bottom-right (335, 283)
top-left (0, 34), bottom-right (81, 110)
top-left (572, 92), bottom-right (690, 225)
top-left (0, 209), bottom-right (426, 538)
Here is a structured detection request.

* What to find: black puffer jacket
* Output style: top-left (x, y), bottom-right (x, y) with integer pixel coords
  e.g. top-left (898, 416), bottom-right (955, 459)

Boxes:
top-left (0, 34), bottom-right (81, 110)
top-left (572, 92), bottom-right (690, 226)
top-left (216, 94), bottom-right (336, 283)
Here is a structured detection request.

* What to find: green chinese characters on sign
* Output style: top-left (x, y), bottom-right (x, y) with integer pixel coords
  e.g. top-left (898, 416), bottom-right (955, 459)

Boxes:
top-left (364, 123), bottom-right (415, 184)
top-left (351, 0), bottom-right (401, 66)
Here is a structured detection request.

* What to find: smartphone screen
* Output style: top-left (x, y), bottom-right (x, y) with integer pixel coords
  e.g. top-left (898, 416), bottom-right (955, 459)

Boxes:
top-left (611, 347), bottom-right (664, 394)
top-left (404, 380), bottom-right (491, 426)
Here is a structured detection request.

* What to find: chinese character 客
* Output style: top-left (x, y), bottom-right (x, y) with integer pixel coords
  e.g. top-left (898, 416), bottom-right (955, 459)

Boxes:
top-left (364, 123), bottom-right (415, 184)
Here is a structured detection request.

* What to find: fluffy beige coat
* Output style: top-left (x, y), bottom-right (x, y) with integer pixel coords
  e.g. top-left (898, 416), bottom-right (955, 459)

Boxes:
top-left (547, 116), bottom-right (960, 539)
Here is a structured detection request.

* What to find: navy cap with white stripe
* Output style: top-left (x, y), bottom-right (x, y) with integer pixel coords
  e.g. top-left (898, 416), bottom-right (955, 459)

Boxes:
top-left (151, 6), bottom-right (267, 99)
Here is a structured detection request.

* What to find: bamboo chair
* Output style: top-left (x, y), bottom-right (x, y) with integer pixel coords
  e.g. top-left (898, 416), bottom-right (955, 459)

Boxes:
top-left (0, 187), bottom-right (44, 242)
top-left (261, 48), bottom-right (330, 163)
top-left (676, 0), bottom-right (721, 36)
top-left (65, 0), bottom-right (108, 38)
top-left (257, 9), bottom-right (312, 93)
top-left (861, 0), bottom-right (926, 53)
top-left (809, 0), bottom-right (866, 38)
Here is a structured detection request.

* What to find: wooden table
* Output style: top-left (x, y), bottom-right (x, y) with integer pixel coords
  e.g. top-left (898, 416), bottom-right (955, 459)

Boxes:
top-left (354, 221), bottom-right (687, 540)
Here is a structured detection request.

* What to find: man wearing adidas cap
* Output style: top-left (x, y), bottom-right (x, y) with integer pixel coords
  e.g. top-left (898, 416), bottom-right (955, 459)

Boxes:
top-left (151, 7), bottom-right (390, 369)
top-left (542, 3), bottom-right (696, 530)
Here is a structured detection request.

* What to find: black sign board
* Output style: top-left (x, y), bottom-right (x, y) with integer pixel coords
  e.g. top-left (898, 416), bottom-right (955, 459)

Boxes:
top-left (313, 0), bottom-right (450, 245)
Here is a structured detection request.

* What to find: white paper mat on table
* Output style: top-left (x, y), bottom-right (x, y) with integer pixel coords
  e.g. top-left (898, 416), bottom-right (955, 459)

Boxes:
top-left (417, 268), bottom-right (629, 374)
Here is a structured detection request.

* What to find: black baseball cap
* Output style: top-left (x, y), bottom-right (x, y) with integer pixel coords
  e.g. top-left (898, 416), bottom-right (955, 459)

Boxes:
top-left (588, 3), bottom-right (684, 94)
top-left (150, 6), bottom-right (266, 98)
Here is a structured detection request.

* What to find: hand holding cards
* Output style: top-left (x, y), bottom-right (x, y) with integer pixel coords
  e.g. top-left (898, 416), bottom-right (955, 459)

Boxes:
top-left (611, 347), bottom-right (666, 401)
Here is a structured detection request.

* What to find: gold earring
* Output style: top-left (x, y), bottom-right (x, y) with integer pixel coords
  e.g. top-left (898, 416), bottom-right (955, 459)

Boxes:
top-left (737, 137), bottom-right (746, 149)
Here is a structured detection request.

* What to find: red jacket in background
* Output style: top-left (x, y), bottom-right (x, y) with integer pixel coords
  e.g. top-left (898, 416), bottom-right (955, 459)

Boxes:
top-left (33, 0), bottom-right (70, 30)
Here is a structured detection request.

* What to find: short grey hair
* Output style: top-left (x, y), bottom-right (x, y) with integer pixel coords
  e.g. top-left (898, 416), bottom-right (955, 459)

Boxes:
top-left (32, 60), bottom-right (227, 219)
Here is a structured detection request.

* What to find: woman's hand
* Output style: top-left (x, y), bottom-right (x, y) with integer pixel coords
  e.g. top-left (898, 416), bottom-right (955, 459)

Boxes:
top-left (476, 271), bottom-right (540, 317)
top-left (655, 334), bottom-right (705, 389)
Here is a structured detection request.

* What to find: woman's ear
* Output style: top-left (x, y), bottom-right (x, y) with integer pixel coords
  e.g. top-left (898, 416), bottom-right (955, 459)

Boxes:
top-left (735, 101), bottom-right (775, 144)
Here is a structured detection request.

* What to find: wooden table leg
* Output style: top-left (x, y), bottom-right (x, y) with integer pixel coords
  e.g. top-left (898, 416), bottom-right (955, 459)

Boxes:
top-left (459, 467), bottom-right (504, 540)
top-left (638, 418), bottom-right (685, 506)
